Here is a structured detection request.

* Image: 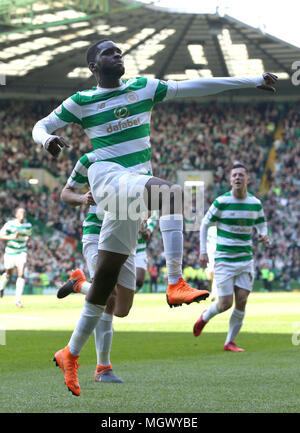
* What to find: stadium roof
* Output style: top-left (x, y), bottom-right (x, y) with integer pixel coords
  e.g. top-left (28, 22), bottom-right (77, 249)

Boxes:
top-left (0, 0), bottom-right (298, 100)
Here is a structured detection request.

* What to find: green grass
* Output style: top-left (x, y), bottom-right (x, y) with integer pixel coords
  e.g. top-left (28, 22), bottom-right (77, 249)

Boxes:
top-left (0, 293), bottom-right (300, 413)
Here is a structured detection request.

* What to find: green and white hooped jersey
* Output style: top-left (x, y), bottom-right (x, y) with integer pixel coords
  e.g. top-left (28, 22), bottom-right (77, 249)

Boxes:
top-left (54, 77), bottom-right (169, 175)
top-left (0, 219), bottom-right (32, 255)
top-left (136, 214), bottom-right (157, 255)
top-left (203, 191), bottom-right (267, 263)
top-left (67, 152), bottom-right (103, 241)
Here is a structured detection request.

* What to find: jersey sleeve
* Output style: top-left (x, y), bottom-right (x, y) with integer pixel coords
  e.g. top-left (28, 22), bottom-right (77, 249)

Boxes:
top-left (146, 78), bottom-right (175, 105)
top-left (199, 200), bottom-right (221, 254)
top-left (164, 76), bottom-right (264, 101)
top-left (67, 155), bottom-right (89, 189)
top-left (206, 199), bottom-right (222, 223)
top-left (32, 93), bottom-right (83, 147)
top-left (53, 93), bottom-right (82, 125)
top-left (0, 222), bottom-right (9, 236)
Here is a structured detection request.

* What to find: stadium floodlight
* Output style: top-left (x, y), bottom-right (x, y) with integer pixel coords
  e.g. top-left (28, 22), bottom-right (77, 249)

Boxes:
top-left (218, 29), bottom-right (264, 77)
top-left (0, 0), bottom-right (146, 35)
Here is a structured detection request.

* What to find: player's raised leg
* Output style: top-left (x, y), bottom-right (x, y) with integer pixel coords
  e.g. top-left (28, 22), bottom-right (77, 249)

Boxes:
top-left (56, 269), bottom-right (89, 299)
top-left (145, 177), bottom-right (209, 307)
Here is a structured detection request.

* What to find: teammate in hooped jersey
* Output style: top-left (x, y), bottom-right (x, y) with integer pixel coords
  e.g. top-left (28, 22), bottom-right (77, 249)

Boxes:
top-left (193, 162), bottom-right (270, 351)
top-left (0, 208), bottom-right (32, 307)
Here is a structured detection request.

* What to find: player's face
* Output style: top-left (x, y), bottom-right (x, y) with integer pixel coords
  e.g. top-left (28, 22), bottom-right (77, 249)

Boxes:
top-left (94, 40), bottom-right (125, 78)
top-left (230, 168), bottom-right (249, 190)
top-left (16, 208), bottom-right (25, 221)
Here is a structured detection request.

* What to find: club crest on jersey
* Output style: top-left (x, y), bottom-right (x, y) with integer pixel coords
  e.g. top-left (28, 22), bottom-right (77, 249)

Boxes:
top-left (126, 92), bottom-right (138, 103)
top-left (114, 106), bottom-right (130, 119)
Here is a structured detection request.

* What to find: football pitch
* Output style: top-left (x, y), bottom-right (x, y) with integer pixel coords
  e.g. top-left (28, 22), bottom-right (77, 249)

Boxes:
top-left (0, 292), bottom-right (299, 413)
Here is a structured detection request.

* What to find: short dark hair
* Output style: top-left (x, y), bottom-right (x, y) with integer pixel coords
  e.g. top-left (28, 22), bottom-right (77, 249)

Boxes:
top-left (14, 207), bottom-right (25, 216)
top-left (86, 39), bottom-right (110, 64)
top-left (231, 161), bottom-right (248, 173)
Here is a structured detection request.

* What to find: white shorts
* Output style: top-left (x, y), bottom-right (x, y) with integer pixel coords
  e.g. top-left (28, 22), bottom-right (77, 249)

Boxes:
top-left (214, 260), bottom-right (254, 297)
top-left (4, 252), bottom-right (27, 270)
top-left (82, 240), bottom-right (136, 291)
top-left (135, 251), bottom-right (148, 271)
top-left (88, 161), bottom-right (151, 256)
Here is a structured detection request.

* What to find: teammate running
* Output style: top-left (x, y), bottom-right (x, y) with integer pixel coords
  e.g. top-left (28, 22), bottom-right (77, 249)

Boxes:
top-left (58, 150), bottom-right (136, 383)
top-left (0, 208), bottom-right (32, 307)
top-left (193, 162), bottom-right (270, 351)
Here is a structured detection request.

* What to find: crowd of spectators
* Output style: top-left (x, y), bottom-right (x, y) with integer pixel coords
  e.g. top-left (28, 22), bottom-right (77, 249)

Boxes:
top-left (0, 98), bottom-right (299, 291)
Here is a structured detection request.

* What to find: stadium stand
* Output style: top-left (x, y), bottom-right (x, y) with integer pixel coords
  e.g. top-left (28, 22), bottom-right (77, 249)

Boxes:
top-left (0, 100), bottom-right (299, 292)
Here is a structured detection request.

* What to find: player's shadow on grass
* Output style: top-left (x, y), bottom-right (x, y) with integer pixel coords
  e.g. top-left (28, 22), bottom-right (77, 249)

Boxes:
top-left (1, 330), bottom-right (296, 372)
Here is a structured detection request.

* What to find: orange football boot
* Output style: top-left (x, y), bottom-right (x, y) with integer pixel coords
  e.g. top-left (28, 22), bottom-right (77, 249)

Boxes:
top-left (224, 342), bottom-right (245, 352)
top-left (166, 278), bottom-right (209, 308)
top-left (57, 269), bottom-right (87, 299)
top-left (53, 346), bottom-right (81, 396)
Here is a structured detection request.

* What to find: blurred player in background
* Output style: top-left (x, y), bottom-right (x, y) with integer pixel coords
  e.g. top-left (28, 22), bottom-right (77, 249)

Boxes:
top-left (0, 207), bottom-right (32, 307)
top-left (193, 162), bottom-right (270, 351)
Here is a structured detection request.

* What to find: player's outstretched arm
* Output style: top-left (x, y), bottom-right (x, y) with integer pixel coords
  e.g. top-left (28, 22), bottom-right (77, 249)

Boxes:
top-left (199, 217), bottom-right (211, 269)
top-left (168, 72), bottom-right (278, 99)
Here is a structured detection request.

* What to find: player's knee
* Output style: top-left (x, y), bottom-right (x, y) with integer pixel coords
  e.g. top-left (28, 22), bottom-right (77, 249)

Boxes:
top-left (235, 296), bottom-right (248, 311)
top-left (136, 279), bottom-right (144, 290)
top-left (114, 305), bottom-right (131, 318)
top-left (105, 292), bottom-right (117, 313)
top-left (218, 299), bottom-right (232, 312)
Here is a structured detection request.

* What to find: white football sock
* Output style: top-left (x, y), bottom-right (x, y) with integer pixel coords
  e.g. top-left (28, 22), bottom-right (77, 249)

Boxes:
top-left (225, 308), bottom-right (245, 345)
top-left (159, 214), bottom-right (183, 284)
top-left (0, 273), bottom-right (8, 292)
top-left (202, 300), bottom-right (220, 322)
top-left (15, 277), bottom-right (25, 304)
top-left (80, 281), bottom-right (91, 295)
top-left (94, 312), bottom-right (113, 366)
top-left (68, 300), bottom-right (105, 356)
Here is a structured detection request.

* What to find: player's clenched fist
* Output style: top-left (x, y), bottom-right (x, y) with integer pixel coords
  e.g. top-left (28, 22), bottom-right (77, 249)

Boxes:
top-left (256, 72), bottom-right (278, 92)
top-left (199, 253), bottom-right (209, 269)
top-left (44, 136), bottom-right (69, 158)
